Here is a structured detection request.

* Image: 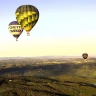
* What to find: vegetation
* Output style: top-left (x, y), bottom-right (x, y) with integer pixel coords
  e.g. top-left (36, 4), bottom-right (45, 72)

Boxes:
top-left (0, 76), bottom-right (96, 96)
top-left (0, 57), bottom-right (96, 96)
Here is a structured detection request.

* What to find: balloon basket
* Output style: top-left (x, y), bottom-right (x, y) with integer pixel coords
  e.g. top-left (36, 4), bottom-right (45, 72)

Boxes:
top-left (27, 33), bottom-right (30, 36)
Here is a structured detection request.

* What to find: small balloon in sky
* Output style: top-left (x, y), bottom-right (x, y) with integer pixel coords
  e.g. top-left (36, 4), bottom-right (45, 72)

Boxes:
top-left (8, 21), bottom-right (23, 41)
top-left (15, 5), bottom-right (39, 36)
top-left (82, 53), bottom-right (88, 59)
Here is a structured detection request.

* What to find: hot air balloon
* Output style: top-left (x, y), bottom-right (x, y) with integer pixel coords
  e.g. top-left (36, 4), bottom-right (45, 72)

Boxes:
top-left (82, 53), bottom-right (88, 59)
top-left (15, 5), bottom-right (39, 36)
top-left (8, 21), bottom-right (23, 41)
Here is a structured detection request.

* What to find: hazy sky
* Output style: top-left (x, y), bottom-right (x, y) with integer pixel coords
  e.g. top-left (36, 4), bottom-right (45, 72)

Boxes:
top-left (0, 0), bottom-right (96, 57)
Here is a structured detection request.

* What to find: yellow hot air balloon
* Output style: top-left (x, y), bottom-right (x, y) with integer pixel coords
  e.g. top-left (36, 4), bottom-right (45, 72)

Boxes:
top-left (15, 5), bottom-right (39, 36)
top-left (8, 21), bottom-right (23, 41)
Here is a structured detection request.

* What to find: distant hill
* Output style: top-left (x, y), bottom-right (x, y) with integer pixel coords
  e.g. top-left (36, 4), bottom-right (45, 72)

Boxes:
top-left (0, 56), bottom-right (96, 60)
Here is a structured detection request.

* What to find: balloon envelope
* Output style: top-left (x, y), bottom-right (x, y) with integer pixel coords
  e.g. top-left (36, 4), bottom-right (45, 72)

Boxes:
top-left (82, 53), bottom-right (88, 59)
top-left (15, 5), bottom-right (39, 36)
top-left (8, 21), bottom-right (23, 41)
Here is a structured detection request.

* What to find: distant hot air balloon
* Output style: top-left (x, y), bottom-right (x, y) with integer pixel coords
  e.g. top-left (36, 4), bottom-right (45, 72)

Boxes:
top-left (15, 5), bottom-right (39, 36)
top-left (8, 21), bottom-right (23, 41)
top-left (82, 53), bottom-right (88, 59)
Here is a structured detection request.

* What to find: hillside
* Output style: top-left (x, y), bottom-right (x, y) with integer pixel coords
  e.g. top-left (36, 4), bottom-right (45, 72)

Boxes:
top-left (0, 76), bottom-right (96, 96)
top-left (0, 57), bottom-right (96, 96)
top-left (0, 57), bottom-right (96, 78)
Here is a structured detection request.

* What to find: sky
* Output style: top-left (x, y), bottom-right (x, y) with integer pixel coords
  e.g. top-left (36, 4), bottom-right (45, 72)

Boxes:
top-left (0, 0), bottom-right (96, 57)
